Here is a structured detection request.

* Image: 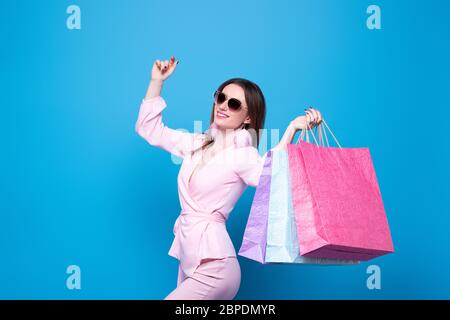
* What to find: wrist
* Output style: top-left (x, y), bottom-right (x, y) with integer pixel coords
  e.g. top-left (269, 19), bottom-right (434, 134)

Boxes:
top-left (289, 121), bottom-right (300, 132)
top-left (145, 79), bottom-right (164, 100)
top-left (151, 78), bottom-right (164, 84)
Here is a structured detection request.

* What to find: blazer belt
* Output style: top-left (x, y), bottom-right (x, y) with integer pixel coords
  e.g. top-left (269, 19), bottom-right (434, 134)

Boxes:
top-left (180, 210), bottom-right (226, 223)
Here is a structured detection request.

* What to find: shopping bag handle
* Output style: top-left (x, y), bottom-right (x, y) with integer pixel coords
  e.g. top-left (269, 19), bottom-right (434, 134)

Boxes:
top-left (296, 118), bottom-right (342, 149)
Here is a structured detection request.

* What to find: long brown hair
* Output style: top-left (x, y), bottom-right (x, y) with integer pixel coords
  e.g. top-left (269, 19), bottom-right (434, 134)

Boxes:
top-left (192, 78), bottom-right (266, 156)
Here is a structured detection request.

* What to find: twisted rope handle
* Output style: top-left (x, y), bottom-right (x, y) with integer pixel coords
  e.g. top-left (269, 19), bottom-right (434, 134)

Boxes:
top-left (296, 118), bottom-right (342, 149)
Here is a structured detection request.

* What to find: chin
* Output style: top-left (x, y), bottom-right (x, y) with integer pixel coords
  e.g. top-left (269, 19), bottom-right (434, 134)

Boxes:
top-left (213, 120), bottom-right (225, 129)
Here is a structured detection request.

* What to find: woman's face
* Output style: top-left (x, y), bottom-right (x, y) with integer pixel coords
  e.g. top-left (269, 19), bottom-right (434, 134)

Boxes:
top-left (213, 83), bottom-right (251, 130)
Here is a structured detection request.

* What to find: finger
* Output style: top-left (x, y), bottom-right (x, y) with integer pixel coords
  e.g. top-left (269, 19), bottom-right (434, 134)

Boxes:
top-left (156, 60), bottom-right (161, 69)
top-left (304, 109), bottom-right (309, 120)
top-left (169, 57), bottom-right (177, 68)
top-left (170, 59), bottom-right (178, 72)
top-left (316, 110), bottom-right (323, 123)
top-left (305, 110), bottom-right (314, 124)
top-left (166, 61), bottom-right (177, 75)
top-left (311, 110), bottom-right (319, 125)
top-left (307, 114), bottom-right (315, 129)
top-left (172, 58), bottom-right (180, 69)
top-left (309, 111), bottom-right (319, 128)
top-left (304, 109), bottom-right (312, 120)
top-left (314, 109), bottom-right (321, 123)
top-left (304, 111), bottom-right (312, 128)
top-left (309, 107), bottom-right (318, 123)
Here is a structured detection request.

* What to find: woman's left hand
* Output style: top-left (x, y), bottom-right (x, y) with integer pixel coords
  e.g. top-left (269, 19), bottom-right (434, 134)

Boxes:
top-left (290, 107), bottom-right (323, 131)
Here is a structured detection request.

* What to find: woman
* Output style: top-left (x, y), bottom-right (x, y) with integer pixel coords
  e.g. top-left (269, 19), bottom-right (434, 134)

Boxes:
top-left (135, 56), bottom-right (322, 300)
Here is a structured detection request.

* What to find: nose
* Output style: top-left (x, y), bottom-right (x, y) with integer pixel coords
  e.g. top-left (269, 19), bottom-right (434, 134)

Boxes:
top-left (217, 99), bottom-right (228, 111)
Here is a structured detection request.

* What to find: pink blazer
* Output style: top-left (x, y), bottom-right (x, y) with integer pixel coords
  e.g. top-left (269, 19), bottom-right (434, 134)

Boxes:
top-left (135, 96), bottom-right (270, 277)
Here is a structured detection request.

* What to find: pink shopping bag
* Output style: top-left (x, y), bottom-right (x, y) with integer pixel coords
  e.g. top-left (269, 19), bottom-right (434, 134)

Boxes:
top-left (287, 120), bottom-right (394, 261)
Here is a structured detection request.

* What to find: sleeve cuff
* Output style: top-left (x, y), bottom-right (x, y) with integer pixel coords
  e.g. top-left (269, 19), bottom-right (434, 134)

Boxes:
top-left (140, 95), bottom-right (167, 114)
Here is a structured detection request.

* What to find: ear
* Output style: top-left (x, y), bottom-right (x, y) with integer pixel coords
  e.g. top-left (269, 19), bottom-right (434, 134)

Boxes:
top-left (243, 115), bottom-right (251, 124)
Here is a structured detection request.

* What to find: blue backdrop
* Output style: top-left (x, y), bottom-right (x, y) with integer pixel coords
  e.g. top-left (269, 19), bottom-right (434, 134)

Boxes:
top-left (1, 0), bottom-right (449, 299)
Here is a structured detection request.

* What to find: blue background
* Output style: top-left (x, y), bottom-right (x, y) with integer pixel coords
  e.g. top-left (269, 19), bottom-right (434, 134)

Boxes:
top-left (1, 0), bottom-right (449, 299)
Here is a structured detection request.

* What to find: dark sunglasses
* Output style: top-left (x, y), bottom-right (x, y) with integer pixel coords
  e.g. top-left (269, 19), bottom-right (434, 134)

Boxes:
top-left (213, 90), bottom-right (247, 111)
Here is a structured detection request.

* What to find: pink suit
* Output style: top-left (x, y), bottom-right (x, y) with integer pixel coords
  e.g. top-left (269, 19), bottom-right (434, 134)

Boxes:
top-left (135, 96), bottom-right (269, 299)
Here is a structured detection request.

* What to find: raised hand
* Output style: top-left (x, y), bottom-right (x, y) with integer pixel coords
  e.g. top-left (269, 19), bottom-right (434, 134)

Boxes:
top-left (151, 56), bottom-right (179, 81)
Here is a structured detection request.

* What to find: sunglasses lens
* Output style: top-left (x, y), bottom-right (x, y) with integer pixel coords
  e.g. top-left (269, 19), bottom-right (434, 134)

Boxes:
top-left (214, 91), bottom-right (226, 104)
top-left (228, 98), bottom-right (242, 111)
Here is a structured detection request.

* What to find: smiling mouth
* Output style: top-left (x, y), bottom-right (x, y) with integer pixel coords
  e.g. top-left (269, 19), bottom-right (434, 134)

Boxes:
top-left (216, 111), bottom-right (229, 118)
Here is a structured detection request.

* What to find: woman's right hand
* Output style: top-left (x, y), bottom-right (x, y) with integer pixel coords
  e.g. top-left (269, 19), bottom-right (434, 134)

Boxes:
top-left (291, 107), bottom-right (323, 131)
top-left (151, 56), bottom-right (179, 81)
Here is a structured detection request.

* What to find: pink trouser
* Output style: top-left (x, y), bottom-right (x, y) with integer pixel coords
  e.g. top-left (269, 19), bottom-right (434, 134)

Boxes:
top-left (164, 257), bottom-right (241, 300)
